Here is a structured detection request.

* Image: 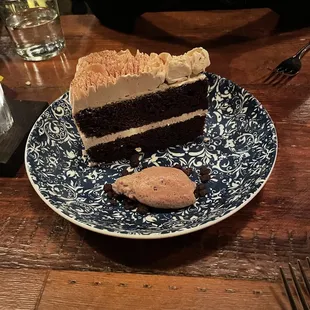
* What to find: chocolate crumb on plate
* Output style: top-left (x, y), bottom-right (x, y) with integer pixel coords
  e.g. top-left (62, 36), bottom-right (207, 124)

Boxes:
top-left (130, 153), bottom-right (140, 168)
top-left (103, 183), bottom-right (112, 192)
top-left (124, 200), bottom-right (136, 210)
top-left (121, 169), bottom-right (130, 176)
top-left (197, 183), bottom-right (205, 190)
top-left (194, 188), bottom-right (199, 198)
top-left (107, 191), bottom-right (114, 199)
top-left (183, 167), bottom-right (192, 176)
top-left (201, 174), bottom-right (211, 183)
top-left (199, 188), bottom-right (208, 197)
top-left (136, 204), bottom-right (149, 215)
top-left (110, 200), bottom-right (118, 207)
top-left (200, 166), bottom-right (210, 175)
top-left (112, 190), bottom-right (119, 198)
top-left (115, 194), bottom-right (125, 201)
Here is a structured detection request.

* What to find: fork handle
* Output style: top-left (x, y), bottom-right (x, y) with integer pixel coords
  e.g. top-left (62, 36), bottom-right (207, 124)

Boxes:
top-left (294, 41), bottom-right (310, 59)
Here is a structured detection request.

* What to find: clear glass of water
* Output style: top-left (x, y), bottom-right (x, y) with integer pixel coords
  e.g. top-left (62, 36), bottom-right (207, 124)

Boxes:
top-left (0, 84), bottom-right (14, 135)
top-left (0, 0), bottom-right (65, 61)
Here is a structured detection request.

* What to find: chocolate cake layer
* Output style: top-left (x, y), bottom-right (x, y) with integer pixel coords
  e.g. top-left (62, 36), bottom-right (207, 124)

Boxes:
top-left (86, 115), bottom-right (205, 163)
top-left (74, 77), bottom-right (208, 138)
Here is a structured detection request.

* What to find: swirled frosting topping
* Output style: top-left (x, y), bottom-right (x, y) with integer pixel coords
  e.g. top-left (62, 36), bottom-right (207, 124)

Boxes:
top-left (69, 47), bottom-right (210, 113)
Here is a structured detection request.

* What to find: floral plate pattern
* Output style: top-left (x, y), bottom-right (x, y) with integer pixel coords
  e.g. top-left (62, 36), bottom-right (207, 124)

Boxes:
top-left (25, 73), bottom-right (277, 239)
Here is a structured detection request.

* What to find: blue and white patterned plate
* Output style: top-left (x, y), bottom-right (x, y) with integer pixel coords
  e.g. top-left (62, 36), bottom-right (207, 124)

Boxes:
top-left (25, 73), bottom-right (277, 239)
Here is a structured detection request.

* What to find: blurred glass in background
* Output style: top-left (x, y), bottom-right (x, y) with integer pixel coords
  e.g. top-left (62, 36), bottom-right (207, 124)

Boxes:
top-left (0, 0), bottom-right (65, 61)
top-left (0, 83), bottom-right (13, 135)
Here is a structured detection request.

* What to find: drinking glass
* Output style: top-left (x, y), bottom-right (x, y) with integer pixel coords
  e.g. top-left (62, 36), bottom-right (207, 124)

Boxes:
top-left (0, 84), bottom-right (13, 134)
top-left (0, 0), bottom-right (65, 61)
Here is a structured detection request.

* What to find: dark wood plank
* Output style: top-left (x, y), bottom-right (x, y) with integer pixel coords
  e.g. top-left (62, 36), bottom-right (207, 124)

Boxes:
top-left (0, 269), bottom-right (47, 310)
top-left (38, 270), bottom-right (290, 310)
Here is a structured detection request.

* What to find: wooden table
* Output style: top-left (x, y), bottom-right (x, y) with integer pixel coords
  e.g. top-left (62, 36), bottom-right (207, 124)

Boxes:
top-left (0, 9), bottom-right (310, 309)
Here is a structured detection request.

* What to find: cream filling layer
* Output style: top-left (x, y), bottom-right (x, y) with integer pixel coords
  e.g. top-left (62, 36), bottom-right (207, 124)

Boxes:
top-left (81, 109), bottom-right (207, 150)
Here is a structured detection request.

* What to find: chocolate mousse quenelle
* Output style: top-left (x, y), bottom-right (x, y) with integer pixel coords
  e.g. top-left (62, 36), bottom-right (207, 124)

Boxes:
top-left (112, 167), bottom-right (197, 209)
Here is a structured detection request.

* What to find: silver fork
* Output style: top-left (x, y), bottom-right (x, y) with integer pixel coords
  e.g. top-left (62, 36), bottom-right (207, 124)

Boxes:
top-left (273, 41), bottom-right (310, 76)
top-left (280, 257), bottom-right (310, 310)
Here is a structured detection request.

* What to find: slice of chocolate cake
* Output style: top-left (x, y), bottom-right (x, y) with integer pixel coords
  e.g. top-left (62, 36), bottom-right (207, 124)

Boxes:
top-left (69, 47), bottom-right (210, 163)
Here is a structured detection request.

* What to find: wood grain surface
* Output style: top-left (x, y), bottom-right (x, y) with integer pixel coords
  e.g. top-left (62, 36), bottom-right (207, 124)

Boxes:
top-left (0, 8), bottom-right (310, 309)
top-left (0, 269), bottom-right (294, 310)
top-left (0, 269), bottom-right (47, 310)
top-left (38, 271), bottom-right (291, 310)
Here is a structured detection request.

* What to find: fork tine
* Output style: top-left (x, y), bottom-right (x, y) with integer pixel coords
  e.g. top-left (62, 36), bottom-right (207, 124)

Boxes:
top-left (271, 72), bottom-right (288, 86)
top-left (274, 75), bottom-right (292, 88)
top-left (280, 267), bottom-right (298, 310)
top-left (298, 260), bottom-right (310, 295)
top-left (289, 263), bottom-right (310, 310)
top-left (267, 71), bottom-right (284, 85)
top-left (264, 70), bottom-right (278, 83)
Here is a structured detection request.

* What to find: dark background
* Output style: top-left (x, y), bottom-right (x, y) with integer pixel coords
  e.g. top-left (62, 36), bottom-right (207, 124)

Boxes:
top-left (67, 0), bottom-right (310, 33)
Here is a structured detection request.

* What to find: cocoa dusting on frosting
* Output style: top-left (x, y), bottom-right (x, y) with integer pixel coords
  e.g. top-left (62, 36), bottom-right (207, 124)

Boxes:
top-left (112, 166), bottom-right (197, 209)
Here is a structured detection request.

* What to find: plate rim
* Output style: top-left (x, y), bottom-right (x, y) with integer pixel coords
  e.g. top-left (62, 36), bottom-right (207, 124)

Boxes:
top-left (25, 74), bottom-right (278, 240)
